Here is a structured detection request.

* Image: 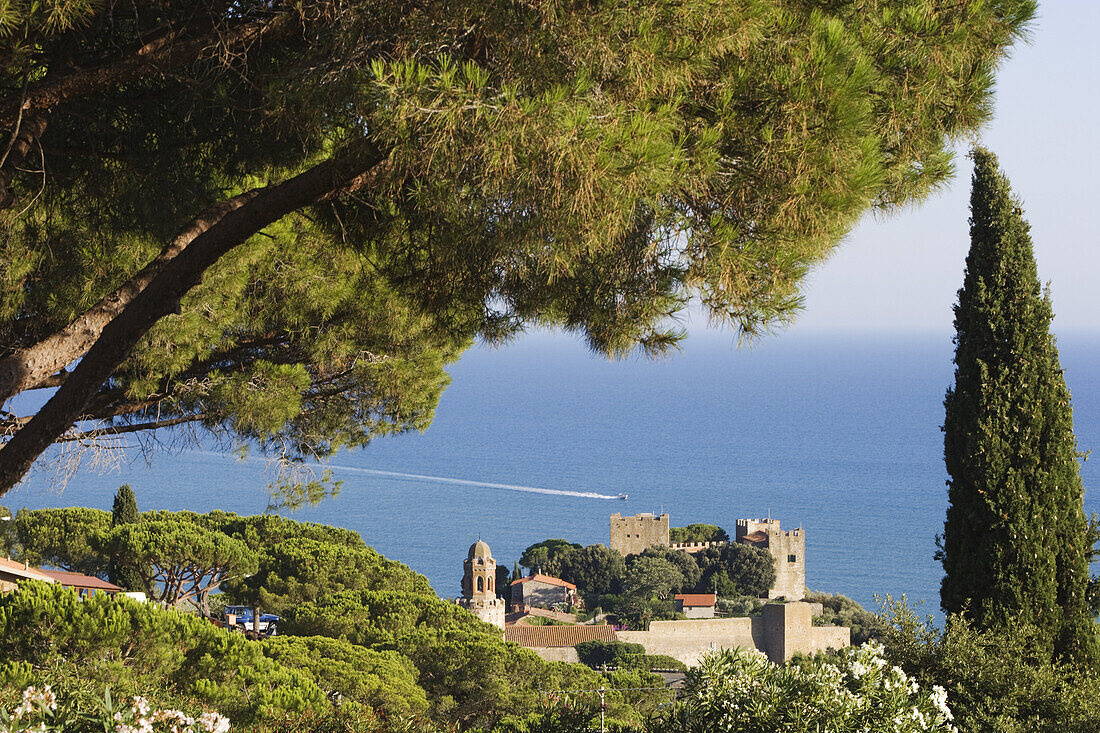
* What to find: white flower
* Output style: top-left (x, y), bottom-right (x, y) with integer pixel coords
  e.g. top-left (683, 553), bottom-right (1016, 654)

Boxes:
top-left (929, 685), bottom-right (952, 720)
top-left (199, 712), bottom-right (230, 733)
top-left (132, 697), bottom-right (151, 717)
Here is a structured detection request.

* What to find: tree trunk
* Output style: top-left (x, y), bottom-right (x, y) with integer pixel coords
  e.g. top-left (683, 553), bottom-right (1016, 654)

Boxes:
top-left (0, 148), bottom-right (383, 496)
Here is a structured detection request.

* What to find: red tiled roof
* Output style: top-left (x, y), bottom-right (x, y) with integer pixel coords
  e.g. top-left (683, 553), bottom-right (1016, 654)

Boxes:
top-left (505, 624), bottom-right (617, 647)
top-left (674, 593), bottom-right (717, 607)
top-left (37, 569), bottom-right (122, 592)
top-left (741, 531), bottom-right (767, 544)
top-left (0, 557), bottom-right (55, 583)
top-left (509, 573), bottom-right (577, 590)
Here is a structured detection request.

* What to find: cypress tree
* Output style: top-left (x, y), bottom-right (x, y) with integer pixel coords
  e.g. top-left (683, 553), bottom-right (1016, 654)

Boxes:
top-left (940, 149), bottom-right (1096, 663)
top-left (108, 484), bottom-right (145, 592)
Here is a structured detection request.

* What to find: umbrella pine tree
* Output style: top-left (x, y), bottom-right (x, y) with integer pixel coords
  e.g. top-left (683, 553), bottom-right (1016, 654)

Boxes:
top-left (940, 149), bottom-right (1096, 663)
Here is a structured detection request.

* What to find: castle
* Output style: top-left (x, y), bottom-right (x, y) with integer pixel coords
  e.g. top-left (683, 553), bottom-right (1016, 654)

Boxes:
top-left (609, 513), bottom-right (806, 600)
top-left (456, 538), bottom-right (506, 628)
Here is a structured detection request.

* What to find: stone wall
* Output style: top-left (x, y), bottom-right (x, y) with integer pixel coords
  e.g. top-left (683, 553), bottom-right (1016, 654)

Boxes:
top-left (457, 597), bottom-right (506, 628)
top-left (668, 540), bottom-right (727, 554)
top-left (610, 513), bottom-right (670, 556)
top-left (810, 625), bottom-right (851, 654)
top-left (515, 580), bottom-right (570, 608)
top-left (619, 603), bottom-right (849, 666)
top-left (525, 646), bottom-right (581, 664)
top-left (619, 617), bottom-right (763, 668)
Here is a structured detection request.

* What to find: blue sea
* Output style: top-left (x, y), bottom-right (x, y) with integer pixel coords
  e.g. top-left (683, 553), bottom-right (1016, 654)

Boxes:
top-left (6, 331), bottom-right (1100, 618)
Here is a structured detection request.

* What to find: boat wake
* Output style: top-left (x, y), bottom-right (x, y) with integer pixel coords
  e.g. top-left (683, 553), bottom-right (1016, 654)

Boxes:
top-left (323, 464), bottom-right (623, 501)
top-left (181, 450), bottom-right (622, 501)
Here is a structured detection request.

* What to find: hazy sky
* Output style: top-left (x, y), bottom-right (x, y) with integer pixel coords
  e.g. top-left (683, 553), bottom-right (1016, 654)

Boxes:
top-left (789, 1), bottom-right (1099, 335)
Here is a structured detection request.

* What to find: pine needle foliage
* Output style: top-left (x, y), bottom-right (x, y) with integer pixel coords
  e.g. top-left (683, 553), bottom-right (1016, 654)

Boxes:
top-left (940, 149), bottom-right (1097, 665)
top-left (0, 0), bottom-right (1036, 493)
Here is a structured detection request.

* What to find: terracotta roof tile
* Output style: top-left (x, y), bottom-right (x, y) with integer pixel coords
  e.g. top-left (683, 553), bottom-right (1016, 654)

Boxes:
top-left (37, 569), bottom-right (122, 592)
top-left (674, 593), bottom-right (717, 607)
top-left (741, 531), bottom-right (767, 544)
top-left (0, 557), bottom-right (55, 583)
top-left (504, 624), bottom-right (617, 647)
top-left (509, 573), bottom-right (577, 590)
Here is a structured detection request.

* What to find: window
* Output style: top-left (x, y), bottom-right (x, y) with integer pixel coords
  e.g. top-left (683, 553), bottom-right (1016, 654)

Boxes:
top-left (477, 577), bottom-right (484, 592)
top-left (788, 554), bottom-right (797, 563)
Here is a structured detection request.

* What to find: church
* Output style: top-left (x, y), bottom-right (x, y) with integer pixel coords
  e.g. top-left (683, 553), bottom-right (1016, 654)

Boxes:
top-left (456, 538), bottom-right (506, 628)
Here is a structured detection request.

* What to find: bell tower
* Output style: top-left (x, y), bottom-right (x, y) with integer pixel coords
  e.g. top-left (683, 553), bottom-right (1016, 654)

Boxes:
top-left (458, 538), bottom-right (505, 628)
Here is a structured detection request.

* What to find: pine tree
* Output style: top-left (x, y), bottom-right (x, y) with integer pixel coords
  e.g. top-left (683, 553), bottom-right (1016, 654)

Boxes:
top-left (940, 149), bottom-right (1097, 664)
top-left (0, 1), bottom-right (1035, 496)
top-left (108, 484), bottom-right (145, 592)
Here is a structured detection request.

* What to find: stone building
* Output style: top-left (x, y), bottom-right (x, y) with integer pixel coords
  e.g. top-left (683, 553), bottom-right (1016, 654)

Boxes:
top-left (457, 539), bottom-right (506, 628)
top-left (509, 573), bottom-right (577, 610)
top-left (608, 513), bottom-right (807, 600)
top-left (736, 518), bottom-right (805, 600)
top-left (674, 593), bottom-right (717, 618)
top-left (0, 557), bottom-right (55, 594)
top-left (610, 512), bottom-right (670, 556)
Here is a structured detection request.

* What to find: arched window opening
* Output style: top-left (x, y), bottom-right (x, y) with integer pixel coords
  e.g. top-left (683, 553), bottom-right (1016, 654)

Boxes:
top-left (477, 577), bottom-right (484, 592)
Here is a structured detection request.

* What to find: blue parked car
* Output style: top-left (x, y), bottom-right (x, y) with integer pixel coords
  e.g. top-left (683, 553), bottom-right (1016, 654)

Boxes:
top-left (223, 605), bottom-right (280, 635)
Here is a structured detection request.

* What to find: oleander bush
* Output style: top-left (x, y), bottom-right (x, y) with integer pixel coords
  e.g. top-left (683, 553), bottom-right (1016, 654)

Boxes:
top-left (648, 643), bottom-right (956, 733)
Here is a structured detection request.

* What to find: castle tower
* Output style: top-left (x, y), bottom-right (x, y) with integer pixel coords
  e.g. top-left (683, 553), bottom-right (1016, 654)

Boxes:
top-left (610, 513), bottom-right (670, 556)
top-left (736, 518), bottom-right (805, 600)
top-left (458, 539), bottom-right (505, 628)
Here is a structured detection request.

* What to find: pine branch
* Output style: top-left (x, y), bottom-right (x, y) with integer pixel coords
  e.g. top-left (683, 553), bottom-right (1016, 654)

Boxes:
top-left (0, 146), bottom-right (386, 496)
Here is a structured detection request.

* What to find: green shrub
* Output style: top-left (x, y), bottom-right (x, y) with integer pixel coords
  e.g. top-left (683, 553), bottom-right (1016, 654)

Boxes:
top-left (649, 644), bottom-right (955, 732)
top-left (0, 583), bottom-right (326, 724)
top-left (639, 655), bottom-right (686, 672)
top-left (880, 599), bottom-right (1100, 732)
top-left (716, 595), bottom-right (763, 617)
top-left (576, 640), bottom-right (647, 668)
top-left (803, 591), bottom-right (888, 645)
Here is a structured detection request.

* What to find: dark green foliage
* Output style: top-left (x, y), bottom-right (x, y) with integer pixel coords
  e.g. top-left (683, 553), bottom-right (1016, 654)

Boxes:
top-left (881, 600), bottom-right (1100, 733)
top-left (111, 484), bottom-right (140, 525)
top-left (575, 641), bottom-right (686, 673)
top-left (281, 590), bottom-right (488, 648)
top-left (637, 546), bottom-right (701, 594)
top-left (641, 655), bottom-right (687, 672)
top-left (601, 593), bottom-right (677, 630)
top-left (399, 627), bottom-right (620, 729)
top-left (716, 595), bottom-right (764, 617)
top-left (556, 544), bottom-right (626, 595)
top-left (13, 507), bottom-right (110, 576)
top-left (0, 0), bottom-right (1036, 496)
top-left (495, 564), bottom-right (510, 600)
top-left (669, 524), bottom-right (729, 543)
top-left (0, 583), bottom-right (327, 724)
top-left (518, 540), bottom-right (582, 577)
top-left (940, 149), bottom-right (1098, 664)
top-left (804, 591), bottom-right (888, 645)
top-left (576, 640), bottom-right (648, 668)
top-left (108, 484), bottom-right (145, 591)
top-left (224, 536), bottom-right (431, 616)
top-left (262, 636), bottom-right (429, 719)
top-left (100, 517), bottom-right (258, 612)
top-left (250, 709), bottom-right (444, 733)
top-left (0, 505), bottom-right (14, 557)
top-left (623, 556), bottom-right (685, 601)
top-left (205, 512), bottom-right (367, 551)
top-left (695, 543), bottom-right (776, 598)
